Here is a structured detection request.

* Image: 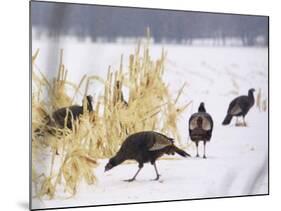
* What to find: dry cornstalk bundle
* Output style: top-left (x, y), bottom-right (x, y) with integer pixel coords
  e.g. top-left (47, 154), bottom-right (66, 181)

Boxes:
top-left (256, 88), bottom-right (267, 112)
top-left (32, 36), bottom-right (190, 199)
top-left (32, 50), bottom-right (99, 199)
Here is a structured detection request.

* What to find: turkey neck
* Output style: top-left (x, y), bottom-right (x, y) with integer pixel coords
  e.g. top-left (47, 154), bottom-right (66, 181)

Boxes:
top-left (198, 104), bottom-right (206, 112)
top-left (87, 99), bottom-right (93, 112)
top-left (248, 91), bottom-right (255, 103)
top-left (111, 151), bottom-right (127, 166)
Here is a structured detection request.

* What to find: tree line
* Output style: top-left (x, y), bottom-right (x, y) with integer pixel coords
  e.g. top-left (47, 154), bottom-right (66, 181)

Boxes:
top-left (31, 2), bottom-right (268, 46)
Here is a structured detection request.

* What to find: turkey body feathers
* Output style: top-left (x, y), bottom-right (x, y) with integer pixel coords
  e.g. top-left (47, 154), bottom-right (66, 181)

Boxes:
top-left (227, 95), bottom-right (253, 116)
top-left (188, 102), bottom-right (213, 158)
top-left (35, 95), bottom-right (93, 136)
top-left (105, 131), bottom-right (190, 181)
top-left (50, 105), bottom-right (84, 129)
top-left (114, 131), bottom-right (189, 165)
top-left (189, 112), bottom-right (213, 141)
top-left (222, 89), bottom-right (255, 125)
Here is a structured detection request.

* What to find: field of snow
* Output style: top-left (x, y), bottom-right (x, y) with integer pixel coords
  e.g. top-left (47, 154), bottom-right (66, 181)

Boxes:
top-left (32, 38), bottom-right (268, 209)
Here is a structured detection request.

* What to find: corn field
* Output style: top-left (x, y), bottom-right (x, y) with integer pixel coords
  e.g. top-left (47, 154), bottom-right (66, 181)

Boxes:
top-left (31, 36), bottom-right (191, 199)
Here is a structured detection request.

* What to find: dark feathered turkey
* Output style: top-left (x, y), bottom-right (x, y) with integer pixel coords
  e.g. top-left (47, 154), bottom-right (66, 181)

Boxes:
top-left (104, 131), bottom-right (190, 182)
top-left (49, 95), bottom-right (93, 130)
top-left (189, 102), bottom-right (213, 158)
top-left (222, 88), bottom-right (255, 126)
top-left (35, 95), bottom-right (93, 136)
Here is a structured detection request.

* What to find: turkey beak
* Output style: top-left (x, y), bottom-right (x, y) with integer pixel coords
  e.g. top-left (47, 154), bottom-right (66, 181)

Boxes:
top-left (104, 163), bottom-right (112, 172)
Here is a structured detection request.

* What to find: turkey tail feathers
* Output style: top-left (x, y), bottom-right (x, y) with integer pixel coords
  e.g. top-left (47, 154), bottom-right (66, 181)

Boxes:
top-left (222, 114), bottom-right (232, 125)
top-left (172, 145), bottom-right (190, 157)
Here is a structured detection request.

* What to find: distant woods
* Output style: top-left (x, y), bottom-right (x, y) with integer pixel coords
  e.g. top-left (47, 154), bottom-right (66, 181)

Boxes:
top-left (31, 2), bottom-right (268, 46)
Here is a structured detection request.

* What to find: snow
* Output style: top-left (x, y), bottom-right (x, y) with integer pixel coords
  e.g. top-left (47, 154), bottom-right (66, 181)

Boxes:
top-left (32, 37), bottom-right (268, 209)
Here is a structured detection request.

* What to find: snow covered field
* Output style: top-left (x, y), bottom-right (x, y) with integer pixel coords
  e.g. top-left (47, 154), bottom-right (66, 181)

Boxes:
top-left (32, 38), bottom-right (268, 209)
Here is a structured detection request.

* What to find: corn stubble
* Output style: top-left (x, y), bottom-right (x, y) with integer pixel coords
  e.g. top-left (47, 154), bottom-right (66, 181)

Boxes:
top-left (32, 38), bottom-right (190, 199)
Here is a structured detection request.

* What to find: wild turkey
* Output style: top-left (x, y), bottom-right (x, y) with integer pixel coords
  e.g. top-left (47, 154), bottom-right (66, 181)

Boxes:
top-left (35, 95), bottom-right (93, 135)
top-left (50, 95), bottom-right (93, 129)
top-left (189, 102), bottom-right (213, 158)
top-left (104, 131), bottom-right (190, 182)
top-left (113, 81), bottom-right (128, 107)
top-left (222, 88), bottom-right (255, 126)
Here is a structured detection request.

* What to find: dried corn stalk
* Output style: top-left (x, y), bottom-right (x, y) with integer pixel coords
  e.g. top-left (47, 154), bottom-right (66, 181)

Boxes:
top-left (256, 88), bottom-right (267, 112)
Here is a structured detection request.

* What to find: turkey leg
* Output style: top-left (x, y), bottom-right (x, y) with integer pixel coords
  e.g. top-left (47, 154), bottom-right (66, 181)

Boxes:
top-left (152, 163), bottom-right (161, 181)
top-left (124, 163), bottom-right (143, 182)
top-left (203, 141), bottom-right (207, 159)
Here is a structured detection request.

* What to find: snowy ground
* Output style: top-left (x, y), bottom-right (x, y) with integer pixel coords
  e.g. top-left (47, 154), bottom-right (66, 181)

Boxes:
top-left (32, 38), bottom-right (268, 209)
